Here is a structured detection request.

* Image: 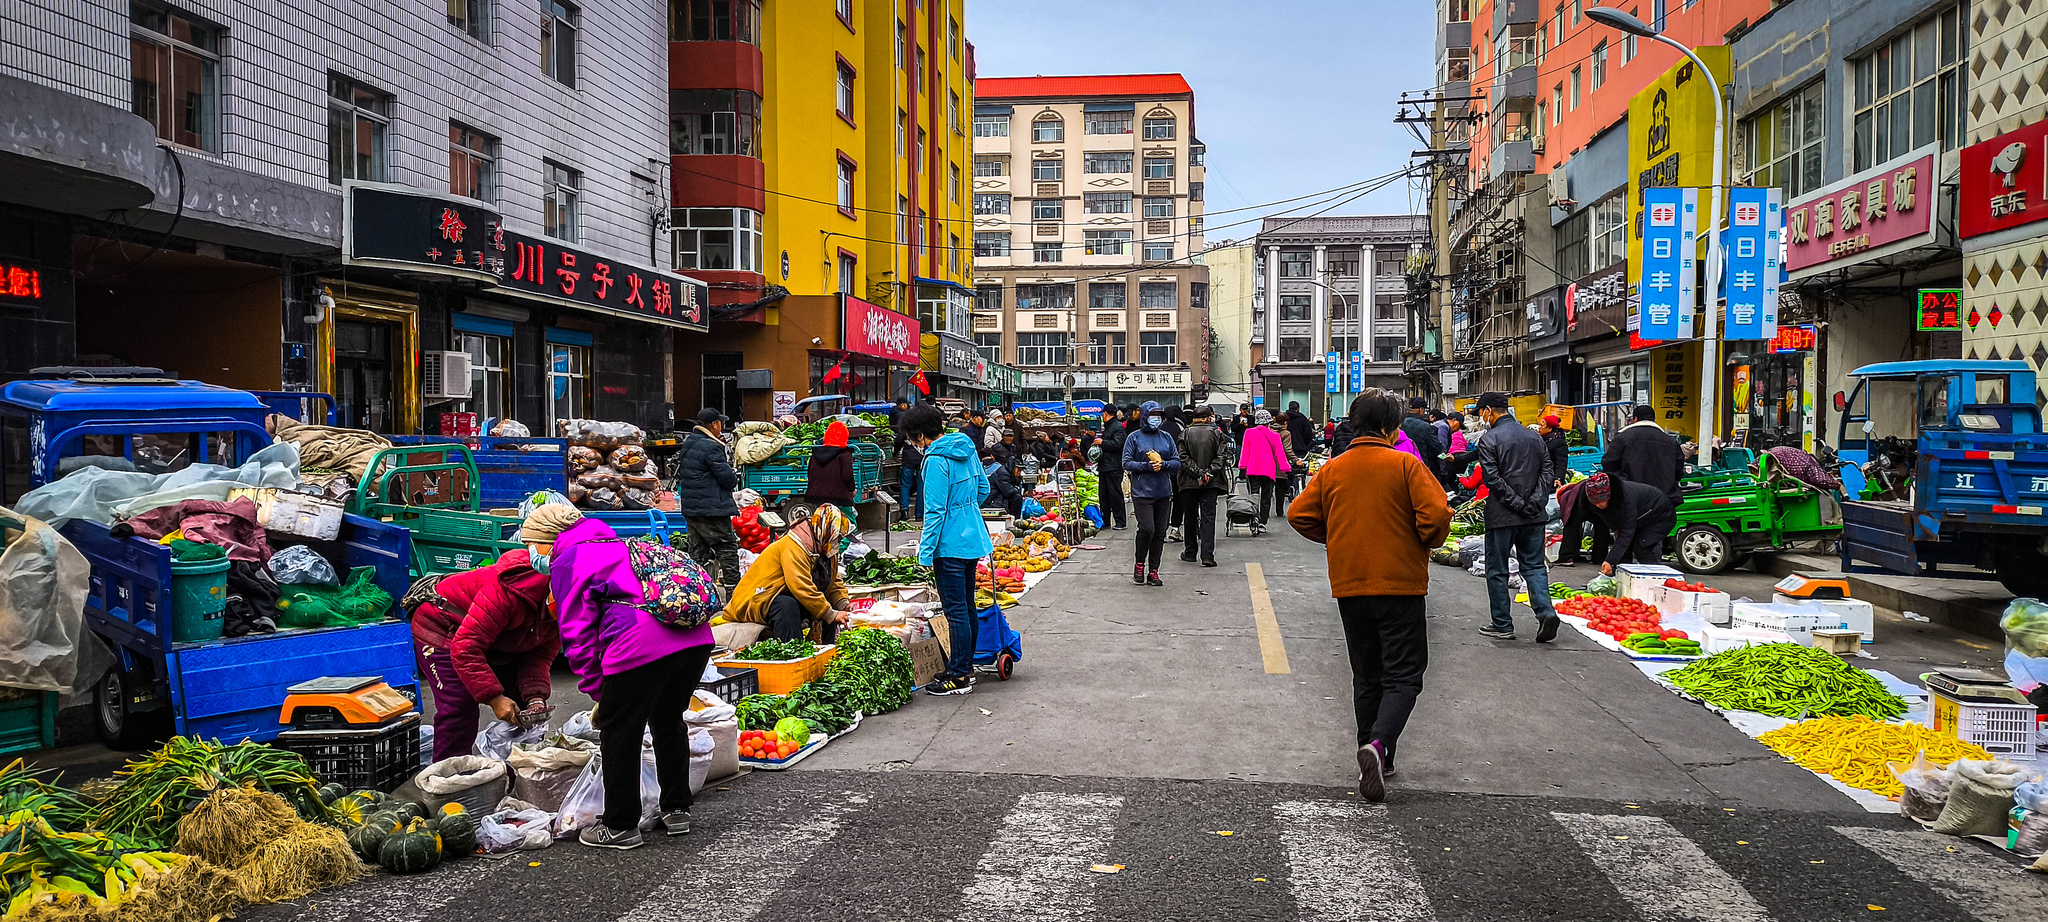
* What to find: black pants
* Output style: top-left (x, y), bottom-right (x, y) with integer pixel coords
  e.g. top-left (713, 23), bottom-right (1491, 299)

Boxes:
top-left (684, 516), bottom-right (741, 592)
top-left (1557, 508), bottom-right (1611, 565)
top-left (764, 593), bottom-right (809, 640)
top-left (1617, 515), bottom-right (1675, 566)
top-left (1177, 490), bottom-right (1217, 560)
top-left (1169, 491), bottom-right (1184, 533)
top-left (1337, 595), bottom-right (1429, 769)
top-left (593, 645), bottom-right (715, 831)
top-left (1249, 475), bottom-right (1278, 525)
top-left (1097, 469), bottom-right (1127, 527)
top-left (1132, 497), bottom-right (1172, 570)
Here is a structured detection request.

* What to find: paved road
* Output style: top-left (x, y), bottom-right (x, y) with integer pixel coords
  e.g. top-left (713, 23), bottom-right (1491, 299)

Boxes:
top-left (241, 504), bottom-right (2047, 921)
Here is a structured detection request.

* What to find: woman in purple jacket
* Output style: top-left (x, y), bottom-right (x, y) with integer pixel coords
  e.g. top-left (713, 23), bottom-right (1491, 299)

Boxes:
top-left (526, 506), bottom-right (716, 850)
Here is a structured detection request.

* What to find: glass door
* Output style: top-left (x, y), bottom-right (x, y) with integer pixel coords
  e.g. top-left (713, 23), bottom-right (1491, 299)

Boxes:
top-left (335, 318), bottom-right (396, 432)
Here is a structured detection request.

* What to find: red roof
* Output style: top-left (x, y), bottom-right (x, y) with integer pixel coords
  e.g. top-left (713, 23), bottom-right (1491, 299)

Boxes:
top-left (974, 73), bottom-right (1192, 100)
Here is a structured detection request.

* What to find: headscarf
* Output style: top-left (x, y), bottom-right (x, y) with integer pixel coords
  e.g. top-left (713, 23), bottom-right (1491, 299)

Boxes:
top-left (822, 421), bottom-right (850, 447)
top-left (786, 503), bottom-right (855, 558)
top-left (1253, 408), bottom-right (1273, 426)
top-left (519, 503), bottom-right (583, 545)
top-left (1583, 472), bottom-right (1613, 505)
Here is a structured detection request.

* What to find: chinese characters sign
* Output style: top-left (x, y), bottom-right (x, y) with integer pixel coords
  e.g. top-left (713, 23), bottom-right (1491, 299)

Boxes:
top-left (1917, 288), bottom-right (1963, 331)
top-left (921, 332), bottom-right (983, 379)
top-left (1350, 351), bottom-right (1364, 392)
top-left (1325, 353), bottom-right (1340, 393)
top-left (841, 294), bottom-right (922, 365)
top-left (1108, 370), bottom-right (1191, 392)
top-left (342, 185), bottom-right (708, 331)
top-left (0, 262), bottom-right (45, 304)
top-left (1651, 340), bottom-right (1701, 441)
top-left (1721, 186), bottom-right (1783, 341)
top-left (1961, 120), bottom-right (2048, 239)
top-left (1768, 324), bottom-right (1816, 352)
top-left (1785, 148), bottom-right (1933, 273)
top-left (1638, 186), bottom-right (1698, 341)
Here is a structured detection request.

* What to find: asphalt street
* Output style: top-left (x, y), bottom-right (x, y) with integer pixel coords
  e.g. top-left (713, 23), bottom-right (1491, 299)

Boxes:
top-left (236, 489), bottom-right (2048, 920)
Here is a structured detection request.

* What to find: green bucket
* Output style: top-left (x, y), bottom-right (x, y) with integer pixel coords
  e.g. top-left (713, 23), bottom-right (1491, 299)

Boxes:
top-left (169, 556), bottom-right (232, 644)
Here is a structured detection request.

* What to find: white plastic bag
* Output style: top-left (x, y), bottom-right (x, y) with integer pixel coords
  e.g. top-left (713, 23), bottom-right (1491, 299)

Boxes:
top-left (1889, 750), bottom-right (1956, 824)
top-left (561, 709), bottom-right (601, 743)
top-left (477, 807), bottom-right (555, 853)
top-left (688, 725), bottom-right (715, 794)
top-left (476, 717), bottom-right (549, 759)
top-left (518, 490), bottom-right (574, 518)
top-left (551, 743), bottom-right (664, 838)
top-left (0, 509), bottom-right (88, 694)
top-left (267, 545), bottom-right (338, 585)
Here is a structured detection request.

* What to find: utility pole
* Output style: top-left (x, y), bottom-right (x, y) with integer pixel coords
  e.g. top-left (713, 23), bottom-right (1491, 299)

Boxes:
top-left (1431, 93), bottom-right (1453, 388)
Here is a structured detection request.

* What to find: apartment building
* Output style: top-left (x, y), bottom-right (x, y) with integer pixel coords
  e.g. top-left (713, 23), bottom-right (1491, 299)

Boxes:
top-left (969, 74), bottom-right (1210, 407)
top-left (1251, 216), bottom-right (1429, 420)
top-left (1, 0), bottom-right (693, 434)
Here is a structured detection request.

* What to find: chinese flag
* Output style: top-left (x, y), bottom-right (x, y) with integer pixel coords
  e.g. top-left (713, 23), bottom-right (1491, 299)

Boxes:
top-left (910, 370), bottom-right (931, 394)
top-left (822, 359), bottom-right (845, 385)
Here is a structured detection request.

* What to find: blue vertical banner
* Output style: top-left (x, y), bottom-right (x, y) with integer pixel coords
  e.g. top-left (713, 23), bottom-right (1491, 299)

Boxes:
top-left (1721, 186), bottom-right (1784, 341)
top-left (1349, 351), bottom-right (1364, 391)
top-left (1324, 352), bottom-right (1340, 393)
top-left (1638, 186), bottom-right (1698, 341)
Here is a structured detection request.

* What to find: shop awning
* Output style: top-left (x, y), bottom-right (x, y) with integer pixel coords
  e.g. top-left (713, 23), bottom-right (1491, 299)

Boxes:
top-left (913, 276), bottom-right (972, 292)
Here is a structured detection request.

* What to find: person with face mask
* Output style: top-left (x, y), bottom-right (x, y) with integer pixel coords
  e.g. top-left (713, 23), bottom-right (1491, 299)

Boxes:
top-left (903, 404), bottom-right (991, 696)
top-left (722, 505), bottom-right (857, 643)
top-left (1122, 400), bottom-right (1183, 586)
top-left (406, 512), bottom-right (560, 763)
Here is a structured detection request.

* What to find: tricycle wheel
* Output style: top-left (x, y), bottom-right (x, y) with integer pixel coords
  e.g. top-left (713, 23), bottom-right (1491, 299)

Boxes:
top-left (96, 666), bottom-right (168, 751)
top-left (1676, 525), bottom-right (1735, 575)
top-left (781, 498), bottom-right (815, 526)
top-left (1993, 543), bottom-right (2048, 597)
top-left (996, 653), bottom-right (1014, 680)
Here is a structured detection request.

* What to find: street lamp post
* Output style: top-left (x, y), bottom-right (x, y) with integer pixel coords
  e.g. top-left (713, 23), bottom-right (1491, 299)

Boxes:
top-left (1588, 7), bottom-right (1727, 457)
top-left (1305, 273), bottom-right (1356, 419)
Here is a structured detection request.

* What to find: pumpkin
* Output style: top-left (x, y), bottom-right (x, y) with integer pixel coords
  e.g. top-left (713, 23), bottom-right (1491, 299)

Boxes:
top-left (378, 818), bottom-right (443, 875)
top-left (347, 789), bottom-right (390, 809)
top-left (347, 817), bottom-right (400, 862)
top-left (327, 794), bottom-right (374, 826)
top-left (382, 801), bottom-right (427, 823)
top-left (317, 782), bottom-right (346, 804)
top-left (429, 812), bottom-right (477, 858)
top-left (439, 802), bottom-right (466, 817)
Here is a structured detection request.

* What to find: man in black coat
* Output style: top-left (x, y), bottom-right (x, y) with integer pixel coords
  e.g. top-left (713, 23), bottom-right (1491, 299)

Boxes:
top-left (1583, 472), bottom-right (1677, 575)
top-left (676, 408), bottom-right (741, 598)
top-left (1398, 397), bottom-right (1445, 481)
top-left (959, 408), bottom-right (989, 454)
top-left (1603, 404), bottom-right (1687, 506)
top-left (1094, 406), bottom-right (1130, 528)
top-left (1473, 392), bottom-right (1559, 643)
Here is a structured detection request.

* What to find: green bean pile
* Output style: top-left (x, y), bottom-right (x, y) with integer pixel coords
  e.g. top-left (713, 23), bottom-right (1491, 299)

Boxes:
top-left (1664, 643), bottom-right (1908, 719)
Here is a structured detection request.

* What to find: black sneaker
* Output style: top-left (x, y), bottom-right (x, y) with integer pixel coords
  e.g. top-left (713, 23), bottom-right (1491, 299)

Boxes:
top-left (1535, 617), bottom-right (1560, 644)
top-left (1201, 559), bottom-right (1218, 568)
top-left (658, 809), bottom-right (691, 836)
top-left (578, 823), bottom-right (644, 850)
top-left (1179, 552), bottom-right (1198, 562)
top-left (926, 675), bottom-right (975, 696)
top-left (1477, 627), bottom-right (1516, 640)
top-left (1357, 741), bottom-right (1387, 803)
top-left (1146, 570), bottom-right (1163, 587)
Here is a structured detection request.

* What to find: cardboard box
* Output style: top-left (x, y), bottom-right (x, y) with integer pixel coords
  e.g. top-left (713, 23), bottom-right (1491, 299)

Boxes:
top-left (1730, 602), bottom-right (1839, 645)
top-left (1772, 594), bottom-right (1875, 643)
top-left (907, 638), bottom-right (947, 688)
top-left (1700, 623), bottom-right (1797, 654)
top-left (1657, 585), bottom-right (1733, 625)
top-left (1616, 564), bottom-right (1684, 603)
top-left (928, 613), bottom-right (950, 658)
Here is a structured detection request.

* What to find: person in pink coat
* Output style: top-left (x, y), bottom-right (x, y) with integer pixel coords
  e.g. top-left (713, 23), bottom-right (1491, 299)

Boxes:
top-left (1237, 409), bottom-right (1291, 534)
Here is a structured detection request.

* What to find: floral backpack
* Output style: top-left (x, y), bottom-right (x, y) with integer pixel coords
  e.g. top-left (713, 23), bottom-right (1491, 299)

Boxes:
top-left (616, 536), bottom-right (721, 628)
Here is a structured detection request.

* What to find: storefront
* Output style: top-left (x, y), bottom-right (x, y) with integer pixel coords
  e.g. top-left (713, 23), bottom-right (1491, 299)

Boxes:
top-left (1525, 285), bottom-right (1569, 403)
top-left (983, 362), bottom-right (1022, 408)
top-left (919, 331), bottom-right (989, 404)
top-left (1564, 266), bottom-right (1639, 435)
top-left (1724, 325), bottom-right (1817, 451)
top-left (1020, 370), bottom-right (1110, 405)
top-left (1960, 119), bottom-right (2048, 390)
top-left (812, 294), bottom-right (920, 405)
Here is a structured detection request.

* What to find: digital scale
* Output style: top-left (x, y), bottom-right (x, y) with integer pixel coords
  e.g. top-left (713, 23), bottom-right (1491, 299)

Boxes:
top-left (1924, 667), bottom-right (2031, 706)
top-left (1773, 574), bottom-right (1852, 600)
top-left (278, 676), bottom-right (416, 730)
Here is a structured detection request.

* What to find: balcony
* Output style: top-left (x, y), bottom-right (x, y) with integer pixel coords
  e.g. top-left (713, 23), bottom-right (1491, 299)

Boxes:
top-left (1493, 0), bottom-right (1538, 29)
top-left (1489, 140), bottom-right (1534, 180)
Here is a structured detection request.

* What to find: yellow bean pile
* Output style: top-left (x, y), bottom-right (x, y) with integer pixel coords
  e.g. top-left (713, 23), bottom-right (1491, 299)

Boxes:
top-left (1756, 715), bottom-right (1991, 797)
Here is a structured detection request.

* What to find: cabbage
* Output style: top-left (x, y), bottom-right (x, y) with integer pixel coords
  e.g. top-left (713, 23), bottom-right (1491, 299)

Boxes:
top-left (773, 716), bottom-right (812, 747)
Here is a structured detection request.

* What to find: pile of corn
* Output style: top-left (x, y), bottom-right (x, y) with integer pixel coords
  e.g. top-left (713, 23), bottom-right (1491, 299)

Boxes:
top-left (1756, 715), bottom-right (1992, 797)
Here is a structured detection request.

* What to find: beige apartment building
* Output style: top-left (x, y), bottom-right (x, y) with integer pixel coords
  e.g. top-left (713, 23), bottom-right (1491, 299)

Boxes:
top-left (969, 74), bottom-right (1210, 406)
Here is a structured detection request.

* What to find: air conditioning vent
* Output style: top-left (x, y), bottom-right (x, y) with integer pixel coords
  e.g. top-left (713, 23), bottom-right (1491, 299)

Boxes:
top-left (1036, 223), bottom-right (1061, 237)
top-left (1147, 219), bottom-right (1172, 234)
top-left (1035, 182), bottom-right (1061, 197)
top-left (1532, 136), bottom-right (1546, 153)
top-left (421, 351), bottom-right (473, 400)
top-left (1145, 180), bottom-right (1173, 195)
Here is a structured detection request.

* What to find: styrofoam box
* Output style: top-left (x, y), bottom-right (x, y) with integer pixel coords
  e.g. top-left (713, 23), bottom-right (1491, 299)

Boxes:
top-left (1700, 623), bottom-right (1797, 654)
top-left (1772, 594), bottom-right (1875, 643)
top-left (1616, 564), bottom-right (1684, 603)
top-left (1658, 585), bottom-right (1733, 625)
top-left (1729, 602), bottom-right (1845, 645)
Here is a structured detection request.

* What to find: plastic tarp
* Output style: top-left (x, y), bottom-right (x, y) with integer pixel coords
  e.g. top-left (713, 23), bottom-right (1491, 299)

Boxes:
top-left (0, 509), bottom-right (87, 693)
top-left (11, 441), bottom-right (303, 528)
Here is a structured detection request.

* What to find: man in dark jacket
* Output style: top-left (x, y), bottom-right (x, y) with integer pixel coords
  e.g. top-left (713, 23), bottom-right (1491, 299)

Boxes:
top-left (980, 450), bottom-right (1022, 514)
top-left (1472, 392), bottom-right (1559, 642)
top-left (1094, 406), bottom-right (1129, 528)
top-left (1175, 406), bottom-right (1230, 567)
top-left (676, 408), bottom-right (742, 598)
top-left (1582, 472), bottom-right (1676, 574)
top-left (1603, 405), bottom-right (1687, 506)
top-left (1540, 414), bottom-right (1572, 491)
top-left (1399, 397), bottom-right (1445, 481)
top-left (1330, 417), bottom-right (1359, 455)
top-left (959, 408), bottom-right (989, 455)
top-left (1286, 401), bottom-right (1314, 454)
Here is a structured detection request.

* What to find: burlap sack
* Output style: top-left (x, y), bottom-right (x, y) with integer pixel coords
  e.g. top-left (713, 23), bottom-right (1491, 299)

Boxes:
top-left (1929, 759), bottom-right (2027, 838)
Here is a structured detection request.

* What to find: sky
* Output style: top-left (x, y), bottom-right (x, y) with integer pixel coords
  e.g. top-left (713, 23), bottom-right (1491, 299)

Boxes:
top-left (967, 0), bottom-right (1440, 242)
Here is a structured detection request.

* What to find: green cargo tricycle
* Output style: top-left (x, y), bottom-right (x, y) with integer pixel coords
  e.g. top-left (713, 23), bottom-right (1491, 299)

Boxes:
top-left (349, 443), bottom-right (524, 577)
top-left (1667, 450), bottom-right (1843, 574)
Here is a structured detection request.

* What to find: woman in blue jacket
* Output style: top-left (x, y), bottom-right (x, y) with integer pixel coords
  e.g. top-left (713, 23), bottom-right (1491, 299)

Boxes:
top-left (1122, 400), bottom-right (1183, 587)
top-left (905, 404), bottom-right (991, 695)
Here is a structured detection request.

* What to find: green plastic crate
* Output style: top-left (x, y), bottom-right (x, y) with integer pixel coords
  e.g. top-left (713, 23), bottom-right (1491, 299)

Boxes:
top-left (0, 691), bottom-right (58, 756)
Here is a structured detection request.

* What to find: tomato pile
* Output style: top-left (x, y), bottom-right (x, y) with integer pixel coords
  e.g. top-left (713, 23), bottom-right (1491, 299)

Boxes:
top-left (732, 506), bottom-right (773, 553)
top-left (1556, 595), bottom-right (1665, 642)
top-left (740, 729), bottom-right (802, 761)
top-left (1662, 577), bottom-right (1721, 594)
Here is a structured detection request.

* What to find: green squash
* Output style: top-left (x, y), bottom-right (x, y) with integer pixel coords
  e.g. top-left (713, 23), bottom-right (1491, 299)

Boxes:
top-left (317, 782), bottom-right (346, 804)
top-left (428, 812), bottom-right (477, 858)
top-left (347, 789), bottom-right (390, 809)
top-left (382, 801), bottom-right (427, 823)
top-left (327, 793), bottom-right (376, 827)
top-left (377, 818), bottom-right (443, 874)
top-left (347, 817), bottom-right (400, 862)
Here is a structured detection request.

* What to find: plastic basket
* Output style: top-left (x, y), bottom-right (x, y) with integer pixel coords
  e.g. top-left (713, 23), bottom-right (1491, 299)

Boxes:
top-left (273, 713), bottom-right (423, 792)
top-left (702, 666), bottom-right (759, 705)
top-left (1931, 692), bottom-right (2046, 764)
top-left (716, 646), bottom-right (836, 696)
top-left (0, 691), bottom-right (58, 756)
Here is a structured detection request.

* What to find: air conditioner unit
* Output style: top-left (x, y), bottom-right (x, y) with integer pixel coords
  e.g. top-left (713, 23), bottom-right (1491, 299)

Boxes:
top-left (421, 351), bottom-right (473, 400)
top-left (1532, 136), bottom-right (1546, 154)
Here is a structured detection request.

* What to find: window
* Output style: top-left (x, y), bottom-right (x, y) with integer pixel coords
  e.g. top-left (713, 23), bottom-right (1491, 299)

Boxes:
top-left (1090, 283), bottom-right (1125, 310)
top-left (950, 163), bottom-right (961, 202)
top-left (1552, 84), bottom-right (1563, 124)
top-left (1031, 159), bottom-right (1064, 181)
top-left (449, 123), bottom-right (497, 201)
top-left (1084, 110), bottom-right (1133, 134)
top-left (1032, 115), bottom-right (1064, 143)
top-left (541, 0), bottom-right (577, 86)
top-left (1083, 230), bottom-right (1131, 256)
top-left (1017, 333), bottom-right (1069, 366)
top-left (1084, 192), bottom-right (1131, 214)
top-left (669, 89), bottom-right (760, 156)
top-left (1744, 81), bottom-right (1824, 198)
top-left (131, 3), bottom-right (219, 150)
top-left (1142, 240), bottom-right (1173, 261)
top-left (543, 160), bottom-right (580, 241)
top-left (1084, 151), bottom-right (1133, 174)
top-left (1031, 199), bottom-right (1063, 221)
top-left (1570, 66), bottom-right (1582, 109)
top-left (1538, 25), bottom-right (1549, 64)
top-left (896, 195), bottom-right (908, 244)
top-left (327, 74), bottom-right (390, 183)
top-left (1189, 181), bottom-right (1204, 202)
top-left (1554, 207), bottom-right (1589, 282)
top-left (1852, 4), bottom-right (1968, 171)
top-left (1279, 294), bottom-right (1311, 321)
top-left (1326, 251), bottom-right (1360, 278)
top-left (838, 252), bottom-right (857, 293)
top-left (975, 285), bottom-right (1002, 312)
top-left (1591, 195), bottom-right (1625, 270)
top-left (836, 156), bottom-right (856, 214)
top-left (1190, 146), bottom-right (1205, 166)
top-left (915, 47), bottom-right (925, 94)
top-left (1571, 0), bottom-right (1582, 21)
top-left (1139, 282), bottom-right (1176, 310)
top-left (549, 343), bottom-right (591, 424)
top-left (950, 16), bottom-right (961, 59)
top-left (457, 332), bottom-right (512, 423)
top-left (1087, 332), bottom-right (1127, 365)
top-left (1376, 251), bottom-right (1408, 279)
top-left (1143, 157), bottom-right (1175, 179)
top-left (915, 128), bottom-right (926, 174)
top-left (975, 232), bottom-right (1010, 257)
top-left (1277, 336), bottom-right (1313, 363)
top-left (1139, 332), bottom-right (1177, 365)
top-left (448, 0), bottom-right (490, 40)
top-left (897, 19), bottom-right (905, 68)
top-left (1374, 338), bottom-right (1401, 362)
top-left (975, 114), bottom-right (1010, 137)
top-left (836, 60), bottom-right (856, 121)
top-left (974, 156), bottom-right (1006, 177)
top-left (1374, 293), bottom-right (1404, 320)
top-left (974, 333), bottom-right (1003, 363)
top-left (670, 207), bottom-right (763, 272)
top-left (949, 234), bottom-right (960, 274)
top-left (1190, 281), bottom-right (1208, 310)
top-left (1590, 40), bottom-right (1606, 90)
top-left (671, 0), bottom-right (759, 42)
top-left (949, 91), bottom-right (961, 135)
top-left (1033, 242), bottom-right (1063, 263)
top-left (1016, 283), bottom-right (1073, 312)
top-left (835, 0), bottom-right (851, 24)
top-left (1143, 197), bottom-right (1174, 219)
top-left (1536, 100), bottom-right (1548, 138)
top-left (1143, 116), bottom-right (1175, 140)
top-left (1279, 251), bottom-right (1313, 278)
top-left (974, 193), bottom-right (1010, 215)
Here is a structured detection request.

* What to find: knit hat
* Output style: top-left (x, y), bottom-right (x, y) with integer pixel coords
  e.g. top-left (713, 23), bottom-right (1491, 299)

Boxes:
top-left (1542, 414), bottom-right (1562, 428)
top-left (1583, 472), bottom-right (1613, 505)
top-left (520, 503), bottom-right (583, 544)
top-left (823, 420), bottom-right (850, 448)
top-left (1254, 409), bottom-right (1273, 425)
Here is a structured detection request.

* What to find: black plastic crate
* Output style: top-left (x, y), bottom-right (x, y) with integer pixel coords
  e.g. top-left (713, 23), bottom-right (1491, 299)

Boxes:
top-left (274, 712), bottom-right (421, 793)
top-left (704, 666), bottom-right (759, 704)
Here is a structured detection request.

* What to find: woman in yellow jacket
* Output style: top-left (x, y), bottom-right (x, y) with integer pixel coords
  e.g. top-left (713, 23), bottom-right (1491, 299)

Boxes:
top-left (721, 506), bottom-right (855, 642)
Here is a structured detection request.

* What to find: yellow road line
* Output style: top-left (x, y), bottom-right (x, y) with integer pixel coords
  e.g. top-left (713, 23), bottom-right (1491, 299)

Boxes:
top-left (1245, 563), bottom-right (1291, 675)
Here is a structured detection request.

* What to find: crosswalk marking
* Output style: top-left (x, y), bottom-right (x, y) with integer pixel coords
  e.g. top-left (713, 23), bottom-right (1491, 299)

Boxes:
top-left (1275, 800), bottom-right (1434, 922)
top-left (1834, 825), bottom-right (2048, 922)
top-left (1553, 812), bottom-right (1773, 922)
top-left (956, 792), bottom-right (1122, 922)
top-left (280, 854), bottom-right (512, 922)
top-left (617, 796), bottom-right (862, 922)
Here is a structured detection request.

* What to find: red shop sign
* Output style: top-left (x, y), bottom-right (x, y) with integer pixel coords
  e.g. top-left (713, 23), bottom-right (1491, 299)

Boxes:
top-left (840, 294), bottom-right (921, 365)
top-left (1784, 150), bottom-right (1934, 272)
top-left (1960, 119), bottom-right (2048, 239)
top-left (1768, 324), bottom-right (1816, 352)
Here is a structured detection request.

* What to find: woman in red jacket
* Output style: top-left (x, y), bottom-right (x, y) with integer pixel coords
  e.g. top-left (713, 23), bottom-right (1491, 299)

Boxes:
top-left (409, 544), bottom-right (561, 762)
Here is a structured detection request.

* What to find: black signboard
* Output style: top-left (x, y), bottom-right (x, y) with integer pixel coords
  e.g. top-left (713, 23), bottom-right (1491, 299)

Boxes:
top-left (343, 184), bottom-right (708, 331)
